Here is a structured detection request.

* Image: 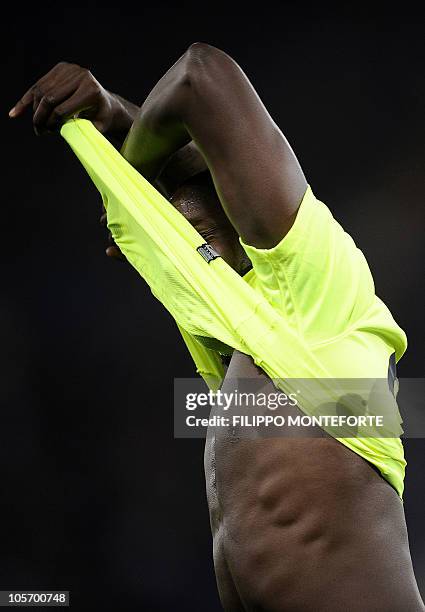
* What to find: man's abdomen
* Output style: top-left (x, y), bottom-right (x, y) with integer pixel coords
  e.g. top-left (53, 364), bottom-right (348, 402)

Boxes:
top-left (204, 351), bottom-right (424, 611)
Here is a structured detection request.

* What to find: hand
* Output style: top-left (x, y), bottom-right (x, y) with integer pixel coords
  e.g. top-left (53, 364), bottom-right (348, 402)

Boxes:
top-left (9, 62), bottom-right (122, 135)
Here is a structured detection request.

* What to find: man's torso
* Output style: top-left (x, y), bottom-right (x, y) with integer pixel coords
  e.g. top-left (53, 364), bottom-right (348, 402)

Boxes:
top-left (204, 351), bottom-right (422, 611)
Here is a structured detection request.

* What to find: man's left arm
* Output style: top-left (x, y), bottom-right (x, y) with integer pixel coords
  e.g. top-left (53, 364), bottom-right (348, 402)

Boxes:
top-left (121, 43), bottom-right (307, 249)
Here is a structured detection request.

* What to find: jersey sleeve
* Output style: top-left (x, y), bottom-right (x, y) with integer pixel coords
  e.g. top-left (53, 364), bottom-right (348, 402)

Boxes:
top-left (240, 186), bottom-right (407, 358)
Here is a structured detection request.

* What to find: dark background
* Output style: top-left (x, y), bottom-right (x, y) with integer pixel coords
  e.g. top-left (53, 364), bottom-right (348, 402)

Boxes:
top-left (3, 3), bottom-right (424, 610)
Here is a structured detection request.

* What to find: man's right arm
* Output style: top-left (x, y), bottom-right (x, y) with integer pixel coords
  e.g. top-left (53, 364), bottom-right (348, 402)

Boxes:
top-left (9, 61), bottom-right (207, 193)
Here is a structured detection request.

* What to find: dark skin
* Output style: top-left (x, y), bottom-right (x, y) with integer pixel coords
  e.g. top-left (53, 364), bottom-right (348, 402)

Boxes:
top-left (11, 48), bottom-right (425, 611)
top-left (119, 43), bottom-right (306, 249)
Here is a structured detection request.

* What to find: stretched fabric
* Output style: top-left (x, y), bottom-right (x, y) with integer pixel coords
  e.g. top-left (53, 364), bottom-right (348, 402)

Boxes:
top-left (60, 119), bottom-right (408, 497)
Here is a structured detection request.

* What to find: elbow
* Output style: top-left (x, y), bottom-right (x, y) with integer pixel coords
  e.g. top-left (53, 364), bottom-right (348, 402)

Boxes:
top-left (186, 41), bottom-right (217, 60)
top-left (183, 42), bottom-right (226, 87)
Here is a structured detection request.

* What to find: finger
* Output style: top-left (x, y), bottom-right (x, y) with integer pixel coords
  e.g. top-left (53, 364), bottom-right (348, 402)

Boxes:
top-left (9, 87), bottom-right (35, 118)
top-left (10, 68), bottom-right (60, 118)
top-left (105, 230), bottom-right (126, 262)
top-left (31, 73), bottom-right (83, 129)
top-left (32, 84), bottom-right (78, 133)
top-left (106, 245), bottom-right (127, 261)
top-left (32, 86), bottom-right (43, 113)
top-left (44, 88), bottom-right (98, 130)
top-left (9, 62), bottom-right (77, 119)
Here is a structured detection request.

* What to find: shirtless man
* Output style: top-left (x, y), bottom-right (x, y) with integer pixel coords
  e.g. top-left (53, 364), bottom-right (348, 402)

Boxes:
top-left (10, 43), bottom-right (424, 610)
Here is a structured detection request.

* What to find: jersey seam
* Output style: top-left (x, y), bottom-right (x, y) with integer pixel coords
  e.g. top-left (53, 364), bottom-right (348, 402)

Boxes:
top-left (268, 252), bottom-right (303, 337)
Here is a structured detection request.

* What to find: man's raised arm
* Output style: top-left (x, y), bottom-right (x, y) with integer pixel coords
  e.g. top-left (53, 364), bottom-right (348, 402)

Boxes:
top-left (121, 42), bottom-right (307, 248)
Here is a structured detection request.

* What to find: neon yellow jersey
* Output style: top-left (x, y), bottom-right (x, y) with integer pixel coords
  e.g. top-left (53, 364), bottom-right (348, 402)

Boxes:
top-left (60, 119), bottom-right (408, 497)
top-left (239, 184), bottom-right (407, 377)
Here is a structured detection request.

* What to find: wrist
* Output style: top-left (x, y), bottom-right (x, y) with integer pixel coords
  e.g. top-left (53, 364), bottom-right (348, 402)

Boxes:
top-left (107, 91), bottom-right (138, 139)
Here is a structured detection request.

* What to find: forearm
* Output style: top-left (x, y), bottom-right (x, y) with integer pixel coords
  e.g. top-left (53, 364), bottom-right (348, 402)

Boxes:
top-left (104, 92), bottom-right (140, 147)
top-left (120, 47), bottom-right (195, 180)
top-left (110, 89), bottom-right (206, 194)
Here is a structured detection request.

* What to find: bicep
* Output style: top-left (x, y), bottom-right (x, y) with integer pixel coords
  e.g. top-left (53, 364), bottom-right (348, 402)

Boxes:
top-left (183, 44), bottom-right (307, 248)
